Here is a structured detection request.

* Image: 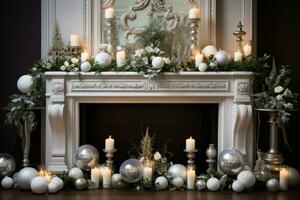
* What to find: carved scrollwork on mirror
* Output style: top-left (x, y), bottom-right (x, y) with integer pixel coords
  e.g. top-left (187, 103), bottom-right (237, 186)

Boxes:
top-left (101, 0), bottom-right (115, 9)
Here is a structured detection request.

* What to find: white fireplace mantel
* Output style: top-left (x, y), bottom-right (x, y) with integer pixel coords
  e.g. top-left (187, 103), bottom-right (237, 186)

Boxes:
top-left (44, 71), bottom-right (254, 172)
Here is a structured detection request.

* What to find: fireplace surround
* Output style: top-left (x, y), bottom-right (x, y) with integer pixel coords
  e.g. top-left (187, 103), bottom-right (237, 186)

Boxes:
top-left (45, 71), bottom-right (253, 172)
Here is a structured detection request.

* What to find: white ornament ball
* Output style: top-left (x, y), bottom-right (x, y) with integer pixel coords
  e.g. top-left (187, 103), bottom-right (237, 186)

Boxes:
top-left (68, 167), bottom-right (83, 180)
top-left (167, 164), bottom-right (187, 182)
top-left (95, 52), bottom-right (111, 67)
top-left (198, 63), bottom-right (208, 72)
top-left (266, 178), bottom-right (279, 192)
top-left (232, 180), bottom-right (245, 192)
top-left (112, 173), bottom-right (123, 186)
top-left (155, 176), bottom-right (168, 190)
top-left (202, 45), bottom-right (217, 59)
top-left (17, 75), bottom-right (33, 94)
top-left (214, 50), bottom-right (230, 65)
top-left (207, 177), bottom-right (221, 191)
top-left (237, 170), bottom-right (256, 189)
top-left (16, 167), bottom-right (38, 190)
top-left (48, 176), bottom-right (64, 193)
top-left (288, 167), bottom-right (300, 187)
top-left (172, 177), bottom-right (184, 189)
top-left (1, 176), bottom-right (14, 189)
top-left (80, 62), bottom-right (92, 72)
top-left (152, 57), bottom-right (165, 69)
top-left (31, 176), bottom-right (48, 194)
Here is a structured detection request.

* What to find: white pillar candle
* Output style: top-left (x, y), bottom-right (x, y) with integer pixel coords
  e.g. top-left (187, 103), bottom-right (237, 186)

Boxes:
top-left (243, 44), bottom-right (252, 57)
top-left (116, 50), bottom-right (126, 67)
top-left (105, 135), bottom-right (115, 151)
top-left (189, 7), bottom-right (200, 19)
top-left (105, 7), bottom-right (115, 19)
top-left (187, 168), bottom-right (196, 190)
top-left (143, 166), bottom-right (153, 182)
top-left (102, 166), bottom-right (111, 188)
top-left (234, 51), bottom-right (243, 62)
top-left (70, 34), bottom-right (80, 46)
top-left (280, 168), bottom-right (288, 191)
top-left (91, 166), bottom-right (100, 189)
top-left (195, 53), bottom-right (203, 67)
top-left (186, 137), bottom-right (195, 151)
top-left (81, 50), bottom-right (89, 62)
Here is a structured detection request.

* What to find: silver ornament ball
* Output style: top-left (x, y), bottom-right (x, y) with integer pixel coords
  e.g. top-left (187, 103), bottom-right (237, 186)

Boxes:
top-left (167, 164), bottom-right (187, 182)
top-left (1, 176), bottom-right (14, 189)
top-left (196, 179), bottom-right (206, 191)
top-left (74, 144), bottom-right (99, 170)
top-left (0, 153), bottom-right (16, 177)
top-left (119, 159), bottom-right (143, 183)
top-left (266, 178), bottom-right (279, 192)
top-left (74, 178), bottom-right (87, 190)
top-left (112, 173), bottom-right (123, 186)
top-left (172, 177), bottom-right (184, 189)
top-left (218, 149), bottom-right (245, 175)
top-left (155, 176), bottom-right (168, 190)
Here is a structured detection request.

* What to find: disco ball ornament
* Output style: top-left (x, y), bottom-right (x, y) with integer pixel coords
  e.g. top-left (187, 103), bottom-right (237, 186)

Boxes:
top-left (74, 145), bottom-right (99, 170)
top-left (218, 149), bottom-right (245, 175)
top-left (74, 178), bottom-right (87, 190)
top-left (0, 153), bottom-right (16, 177)
top-left (119, 159), bottom-right (143, 183)
top-left (167, 164), bottom-right (187, 182)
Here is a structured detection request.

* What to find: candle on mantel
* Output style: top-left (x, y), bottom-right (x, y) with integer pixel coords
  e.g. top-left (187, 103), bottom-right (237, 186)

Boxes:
top-left (39, 169), bottom-right (52, 183)
top-left (116, 50), bottom-right (126, 67)
top-left (143, 166), bottom-right (153, 182)
top-left (91, 166), bottom-right (100, 189)
top-left (187, 168), bottom-right (196, 190)
top-left (81, 50), bottom-right (89, 62)
top-left (243, 44), bottom-right (252, 57)
top-left (105, 7), bottom-right (115, 19)
top-left (186, 136), bottom-right (195, 151)
top-left (234, 51), bottom-right (243, 62)
top-left (102, 166), bottom-right (111, 188)
top-left (189, 7), bottom-right (200, 19)
top-left (70, 34), bottom-right (80, 46)
top-left (280, 167), bottom-right (288, 191)
top-left (105, 135), bottom-right (115, 151)
top-left (195, 52), bottom-right (203, 67)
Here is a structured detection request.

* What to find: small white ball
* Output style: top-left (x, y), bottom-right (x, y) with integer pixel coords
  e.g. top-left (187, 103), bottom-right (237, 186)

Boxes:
top-left (1, 176), bottom-right (14, 189)
top-left (80, 62), bottom-right (92, 72)
top-left (31, 176), bottom-right (48, 194)
top-left (152, 57), bottom-right (165, 69)
top-left (207, 177), bottom-right (221, 191)
top-left (198, 63), bottom-right (208, 72)
top-left (266, 178), bottom-right (279, 192)
top-left (112, 173), bottom-right (122, 186)
top-left (155, 176), bottom-right (168, 190)
top-left (68, 167), bottom-right (83, 180)
top-left (48, 182), bottom-right (58, 193)
top-left (202, 45), bottom-right (217, 59)
top-left (95, 52), bottom-right (111, 67)
top-left (237, 170), bottom-right (256, 189)
top-left (214, 50), bottom-right (230, 65)
top-left (172, 177), bottom-right (184, 189)
top-left (232, 180), bottom-right (245, 192)
top-left (16, 167), bottom-right (38, 190)
top-left (48, 176), bottom-right (64, 193)
top-left (17, 75), bottom-right (33, 94)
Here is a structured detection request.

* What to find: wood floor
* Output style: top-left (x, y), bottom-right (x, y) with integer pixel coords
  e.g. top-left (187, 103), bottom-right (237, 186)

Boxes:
top-left (1, 189), bottom-right (300, 200)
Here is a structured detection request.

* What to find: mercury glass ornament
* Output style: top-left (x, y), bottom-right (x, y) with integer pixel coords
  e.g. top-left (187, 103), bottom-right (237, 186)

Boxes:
top-left (218, 149), bottom-right (245, 175)
top-left (266, 178), bottom-right (279, 192)
top-left (74, 178), bottom-right (87, 190)
top-left (0, 153), bottom-right (16, 177)
top-left (167, 164), bottom-right (187, 182)
top-left (254, 150), bottom-right (270, 182)
top-left (196, 179), bottom-right (206, 191)
top-left (74, 145), bottom-right (99, 170)
top-left (119, 159), bottom-right (143, 183)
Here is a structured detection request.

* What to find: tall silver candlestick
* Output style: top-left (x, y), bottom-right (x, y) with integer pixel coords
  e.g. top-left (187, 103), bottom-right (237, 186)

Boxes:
top-left (103, 149), bottom-right (117, 169)
top-left (184, 149), bottom-right (198, 169)
top-left (106, 18), bottom-right (115, 60)
top-left (189, 18), bottom-right (200, 57)
top-left (206, 144), bottom-right (217, 173)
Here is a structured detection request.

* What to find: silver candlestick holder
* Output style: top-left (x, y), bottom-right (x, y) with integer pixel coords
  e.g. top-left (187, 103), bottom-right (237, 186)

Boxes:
top-left (103, 149), bottom-right (117, 168)
top-left (106, 18), bottom-right (116, 60)
top-left (189, 18), bottom-right (200, 58)
top-left (68, 45), bottom-right (82, 58)
top-left (184, 149), bottom-right (198, 169)
top-left (206, 144), bottom-right (217, 173)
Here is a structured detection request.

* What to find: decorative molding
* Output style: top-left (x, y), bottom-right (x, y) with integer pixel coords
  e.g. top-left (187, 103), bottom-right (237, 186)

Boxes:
top-left (101, 0), bottom-right (115, 9)
top-left (51, 81), bottom-right (64, 95)
top-left (237, 81), bottom-right (249, 95)
top-left (187, 0), bottom-right (199, 8)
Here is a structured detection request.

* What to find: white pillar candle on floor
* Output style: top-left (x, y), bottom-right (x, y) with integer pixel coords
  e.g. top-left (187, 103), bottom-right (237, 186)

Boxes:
top-left (70, 34), bottom-right (80, 46)
top-left (187, 168), bottom-right (196, 190)
top-left (81, 50), bottom-right (89, 62)
top-left (280, 168), bottom-right (288, 191)
top-left (143, 166), bottom-right (153, 182)
top-left (102, 166), bottom-right (111, 188)
top-left (243, 44), bottom-right (252, 57)
top-left (195, 53), bottom-right (203, 67)
top-left (234, 51), bottom-right (243, 62)
top-left (91, 166), bottom-right (100, 189)
top-left (186, 137), bottom-right (195, 151)
top-left (105, 7), bottom-right (115, 19)
top-left (116, 50), bottom-right (126, 67)
top-left (189, 7), bottom-right (200, 19)
top-left (105, 135), bottom-right (114, 151)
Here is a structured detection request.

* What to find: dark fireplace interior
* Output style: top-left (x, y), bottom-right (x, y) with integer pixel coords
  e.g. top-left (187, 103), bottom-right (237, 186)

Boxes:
top-left (80, 104), bottom-right (218, 173)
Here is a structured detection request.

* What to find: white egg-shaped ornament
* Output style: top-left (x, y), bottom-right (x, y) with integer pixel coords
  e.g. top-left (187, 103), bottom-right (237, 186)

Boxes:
top-left (16, 167), bottom-right (38, 190)
top-left (172, 177), bottom-right (184, 189)
top-left (31, 176), bottom-right (48, 194)
top-left (1, 176), bottom-right (14, 189)
top-left (198, 63), bottom-right (208, 72)
top-left (152, 57), bottom-right (165, 69)
top-left (202, 45), bottom-right (217, 59)
top-left (80, 61), bottom-right (92, 72)
top-left (214, 50), bottom-right (230, 65)
top-left (17, 75), bottom-right (33, 94)
top-left (266, 178), bottom-right (279, 192)
top-left (207, 177), bottom-right (221, 191)
top-left (48, 176), bottom-right (64, 193)
top-left (237, 170), bottom-right (256, 189)
top-left (112, 173), bottom-right (123, 187)
top-left (68, 167), bottom-right (83, 180)
top-left (95, 52), bottom-right (111, 67)
top-left (232, 180), bottom-right (245, 192)
top-left (155, 176), bottom-right (168, 190)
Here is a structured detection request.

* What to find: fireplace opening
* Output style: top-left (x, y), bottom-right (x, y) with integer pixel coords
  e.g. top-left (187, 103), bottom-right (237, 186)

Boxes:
top-left (80, 104), bottom-right (218, 173)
